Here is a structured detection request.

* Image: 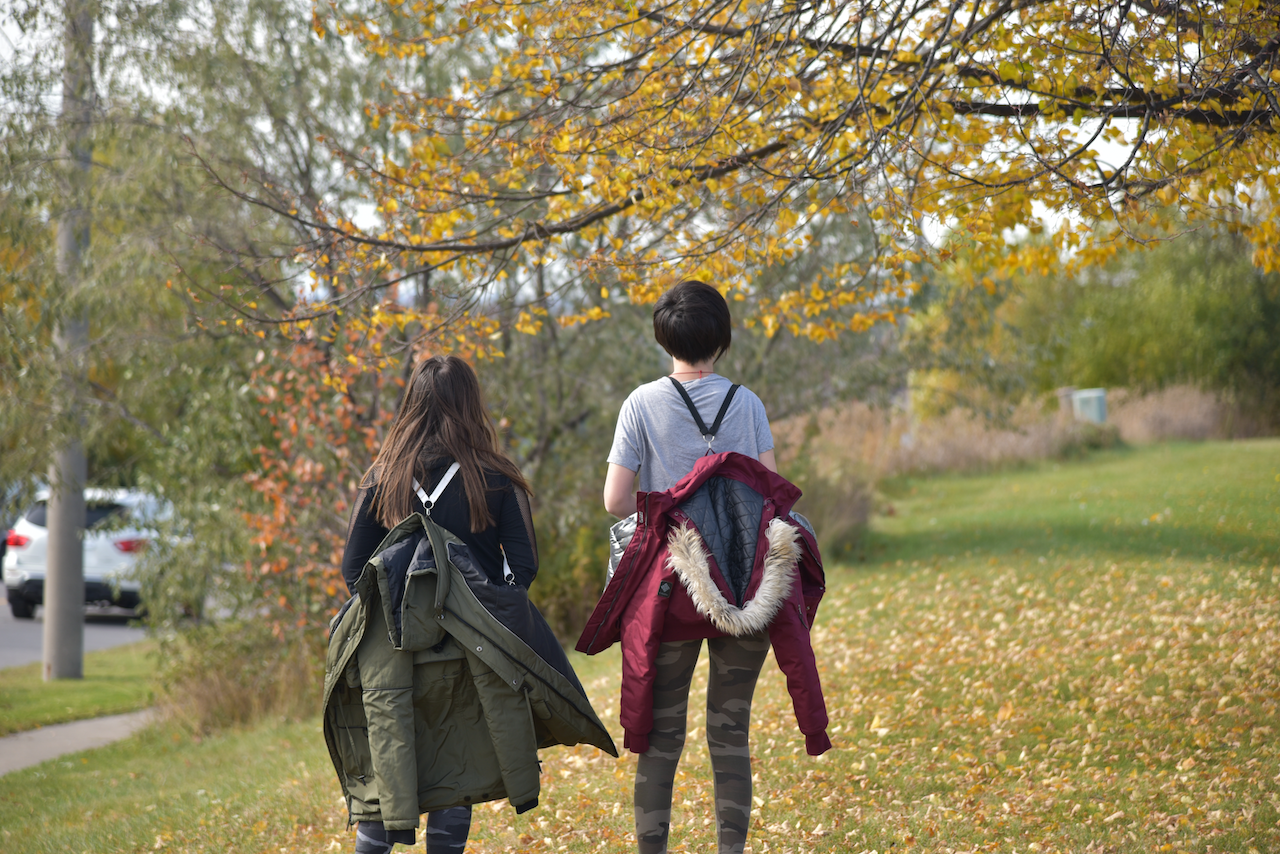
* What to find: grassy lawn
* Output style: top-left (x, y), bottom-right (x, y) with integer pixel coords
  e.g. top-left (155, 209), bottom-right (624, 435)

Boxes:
top-left (0, 640), bottom-right (157, 736)
top-left (0, 440), bottom-right (1276, 853)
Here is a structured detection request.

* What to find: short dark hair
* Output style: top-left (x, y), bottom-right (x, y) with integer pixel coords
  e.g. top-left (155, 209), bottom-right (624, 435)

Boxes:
top-left (652, 280), bottom-right (732, 364)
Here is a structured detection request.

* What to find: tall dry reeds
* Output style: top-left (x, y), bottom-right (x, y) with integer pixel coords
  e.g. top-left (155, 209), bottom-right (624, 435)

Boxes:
top-left (775, 399), bottom-right (1094, 483)
top-left (775, 384), bottom-right (1251, 489)
top-left (1108, 385), bottom-right (1267, 442)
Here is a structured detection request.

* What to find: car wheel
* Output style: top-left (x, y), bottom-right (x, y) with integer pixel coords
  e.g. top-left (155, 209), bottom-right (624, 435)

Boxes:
top-left (9, 596), bottom-right (34, 619)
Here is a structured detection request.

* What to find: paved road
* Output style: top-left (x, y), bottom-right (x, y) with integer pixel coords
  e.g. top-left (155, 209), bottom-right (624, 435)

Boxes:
top-left (0, 604), bottom-right (147, 670)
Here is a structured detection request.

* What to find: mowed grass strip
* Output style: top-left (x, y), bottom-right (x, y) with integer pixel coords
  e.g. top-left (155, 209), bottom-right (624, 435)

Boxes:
top-left (0, 639), bottom-right (157, 736)
top-left (0, 717), bottom-right (342, 853)
top-left (1, 440), bottom-right (1276, 854)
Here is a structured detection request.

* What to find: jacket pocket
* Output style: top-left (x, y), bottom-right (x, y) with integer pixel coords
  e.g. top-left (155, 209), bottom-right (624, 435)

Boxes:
top-left (399, 571), bottom-right (446, 651)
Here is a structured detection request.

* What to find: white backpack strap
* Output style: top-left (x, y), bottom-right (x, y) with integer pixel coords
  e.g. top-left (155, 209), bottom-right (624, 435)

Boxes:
top-left (501, 546), bottom-right (515, 585)
top-left (411, 461), bottom-right (461, 517)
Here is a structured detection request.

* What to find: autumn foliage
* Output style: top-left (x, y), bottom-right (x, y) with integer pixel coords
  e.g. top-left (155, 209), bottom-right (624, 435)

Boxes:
top-left (211, 0), bottom-right (1280, 632)
top-left (236, 0), bottom-right (1280, 339)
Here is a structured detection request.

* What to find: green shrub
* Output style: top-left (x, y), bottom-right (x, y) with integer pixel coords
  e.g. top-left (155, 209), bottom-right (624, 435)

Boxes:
top-left (908, 223), bottom-right (1280, 432)
top-left (529, 514), bottom-right (612, 641)
top-left (782, 421), bottom-right (874, 563)
top-left (155, 621), bottom-right (323, 734)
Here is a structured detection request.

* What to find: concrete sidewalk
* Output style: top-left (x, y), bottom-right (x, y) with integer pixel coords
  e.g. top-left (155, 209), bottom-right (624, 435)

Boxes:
top-left (0, 710), bottom-right (154, 777)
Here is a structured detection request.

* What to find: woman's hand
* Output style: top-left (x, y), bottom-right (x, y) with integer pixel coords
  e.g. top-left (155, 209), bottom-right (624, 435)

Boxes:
top-left (603, 464), bottom-right (638, 518)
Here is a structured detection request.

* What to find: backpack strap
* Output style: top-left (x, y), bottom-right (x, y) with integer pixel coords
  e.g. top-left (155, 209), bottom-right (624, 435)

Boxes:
top-left (667, 377), bottom-right (740, 455)
top-left (413, 462), bottom-right (516, 585)
top-left (412, 461), bottom-right (461, 517)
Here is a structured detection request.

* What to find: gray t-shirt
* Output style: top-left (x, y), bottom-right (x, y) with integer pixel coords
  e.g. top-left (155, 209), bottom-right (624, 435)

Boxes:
top-left (607, 375), bottom-right (774, 494)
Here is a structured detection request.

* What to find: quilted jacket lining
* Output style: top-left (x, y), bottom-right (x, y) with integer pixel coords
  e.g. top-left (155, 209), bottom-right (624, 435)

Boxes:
top-left (677, 475), bottom-right (764, 606)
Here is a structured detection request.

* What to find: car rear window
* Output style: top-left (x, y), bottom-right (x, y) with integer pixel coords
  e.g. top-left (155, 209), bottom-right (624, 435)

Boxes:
top-left (23, 501), bottom-right (125, 529)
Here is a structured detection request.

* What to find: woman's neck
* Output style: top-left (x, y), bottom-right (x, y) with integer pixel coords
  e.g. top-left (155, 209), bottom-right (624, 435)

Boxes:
top-left (670, 357), bottom-right (717, 379)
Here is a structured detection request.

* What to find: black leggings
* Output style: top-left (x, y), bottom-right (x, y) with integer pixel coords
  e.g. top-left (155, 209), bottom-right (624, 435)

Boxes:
top-left (354, 806), bottom-right (471, 854)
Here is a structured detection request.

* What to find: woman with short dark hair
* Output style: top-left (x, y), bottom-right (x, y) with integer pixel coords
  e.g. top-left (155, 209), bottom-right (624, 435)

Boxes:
top-left (604, 281), bottom-right (776, 515)
top-left (602, 280), bottom-right (803, 854)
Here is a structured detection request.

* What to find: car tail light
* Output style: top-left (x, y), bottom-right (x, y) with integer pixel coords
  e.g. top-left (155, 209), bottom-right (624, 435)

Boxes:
top-left (113, 538), bottom-right (148, 553)
top-left (4, 530), bottom-right (29, 548)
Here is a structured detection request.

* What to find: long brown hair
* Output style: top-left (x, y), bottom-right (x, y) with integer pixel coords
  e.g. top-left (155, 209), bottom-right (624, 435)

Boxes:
top-left (365, 355), bottom-right (530, 532)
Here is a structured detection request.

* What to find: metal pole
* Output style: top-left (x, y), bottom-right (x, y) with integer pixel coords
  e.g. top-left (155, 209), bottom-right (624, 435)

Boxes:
top-left (44, 440), bottom-right (86, 680)
top-left (45, 0), bottom-right (94, 681)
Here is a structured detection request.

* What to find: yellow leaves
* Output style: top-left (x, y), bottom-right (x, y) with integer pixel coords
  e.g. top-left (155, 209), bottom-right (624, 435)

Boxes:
top-left (557, 305), bottom-right (610, 328)
top-left (514, 310), bottom-right (543, 335)
top-left (309, 0), bottom-right (1280, 356)
top-left (867, 714), bottom-right (890, 736)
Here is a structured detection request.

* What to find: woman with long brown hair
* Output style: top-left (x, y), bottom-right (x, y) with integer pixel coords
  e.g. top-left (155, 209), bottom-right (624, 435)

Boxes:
top-left (339, 354), bottom-right (538, 854)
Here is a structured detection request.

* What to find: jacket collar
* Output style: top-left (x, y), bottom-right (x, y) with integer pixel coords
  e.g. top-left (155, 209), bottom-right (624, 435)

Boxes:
top-left (638, 451), bottom-right (802, 519)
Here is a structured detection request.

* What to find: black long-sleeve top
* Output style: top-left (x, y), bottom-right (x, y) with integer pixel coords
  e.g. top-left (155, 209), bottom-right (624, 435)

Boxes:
top-left (340, 459), bottom-right (538, 594)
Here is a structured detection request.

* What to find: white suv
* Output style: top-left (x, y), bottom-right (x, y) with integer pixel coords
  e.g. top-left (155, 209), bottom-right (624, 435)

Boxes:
top-left (3, 489), bottom-right (168, 619)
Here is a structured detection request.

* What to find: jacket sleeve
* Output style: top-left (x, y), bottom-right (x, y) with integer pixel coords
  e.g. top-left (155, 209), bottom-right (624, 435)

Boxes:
top-left (768, 590), bottom-right (832, 756)
top-left (796, 527), bottom-right (826, 627)
top-left (618, 565), bottom-right (674, 754)
top-left (464, 647), bottom-right (541, 811)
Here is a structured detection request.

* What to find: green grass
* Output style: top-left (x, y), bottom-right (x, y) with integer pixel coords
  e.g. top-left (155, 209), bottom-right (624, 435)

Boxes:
top-left (0, 717), bottom-right (340, 852)
top-left (0, 640), bottom-right (157, 736)
top-left (867, 439), bottom-right (1278, 568)
top-left (1, 440), bottom-right (1277, 854)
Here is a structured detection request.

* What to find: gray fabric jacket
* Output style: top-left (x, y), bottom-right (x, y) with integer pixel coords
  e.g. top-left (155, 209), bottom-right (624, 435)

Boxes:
top-left (323, 510), bottom-right (617, 830)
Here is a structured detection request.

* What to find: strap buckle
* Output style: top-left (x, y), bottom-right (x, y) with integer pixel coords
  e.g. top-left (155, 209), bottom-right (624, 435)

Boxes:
top-left (412, 461), bottom-right (461, 518)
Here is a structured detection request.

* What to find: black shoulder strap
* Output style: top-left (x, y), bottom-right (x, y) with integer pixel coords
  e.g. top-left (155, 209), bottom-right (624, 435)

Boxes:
top-left (708, 383), bottom-right (740, 438)
top-left (667, 377), bottom-right (740, 447)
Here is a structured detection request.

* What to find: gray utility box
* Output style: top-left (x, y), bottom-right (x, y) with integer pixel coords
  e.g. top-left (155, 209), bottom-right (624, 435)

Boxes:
top-left (1071, 388), bottom-right (1107, 424)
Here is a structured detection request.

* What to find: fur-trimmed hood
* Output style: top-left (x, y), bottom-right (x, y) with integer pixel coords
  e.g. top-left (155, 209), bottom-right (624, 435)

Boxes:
top-left (667, 518), bottom-right (801, 636)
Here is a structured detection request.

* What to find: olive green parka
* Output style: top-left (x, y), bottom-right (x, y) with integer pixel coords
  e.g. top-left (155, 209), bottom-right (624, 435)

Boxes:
top-left (323, 511), bottom-right (617, 831)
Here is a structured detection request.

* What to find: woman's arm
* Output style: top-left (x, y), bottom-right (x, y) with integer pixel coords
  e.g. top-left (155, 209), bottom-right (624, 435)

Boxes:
top-left (603, 463), bottom-right (638, 518)
top-left (758, 449), bottom-right (778, 473)
top-left (497, 485), bottom-right (539, 588)
top-left (340, 486), bottom-right (388, 594)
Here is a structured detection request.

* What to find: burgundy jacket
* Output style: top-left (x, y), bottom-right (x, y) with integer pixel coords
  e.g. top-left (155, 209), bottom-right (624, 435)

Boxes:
top-left (576, 452), bottom-right (831, 756)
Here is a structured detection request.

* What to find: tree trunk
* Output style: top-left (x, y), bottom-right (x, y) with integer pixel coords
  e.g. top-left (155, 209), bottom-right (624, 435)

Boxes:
top-left (45, 0), bottom-right (94, 681)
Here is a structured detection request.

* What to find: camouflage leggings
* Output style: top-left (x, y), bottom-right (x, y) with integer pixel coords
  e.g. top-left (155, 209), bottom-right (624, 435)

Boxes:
top-left (634, 634), bottom-right (770, 854)
top-left (353, 806), bottom-right (471, 854)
